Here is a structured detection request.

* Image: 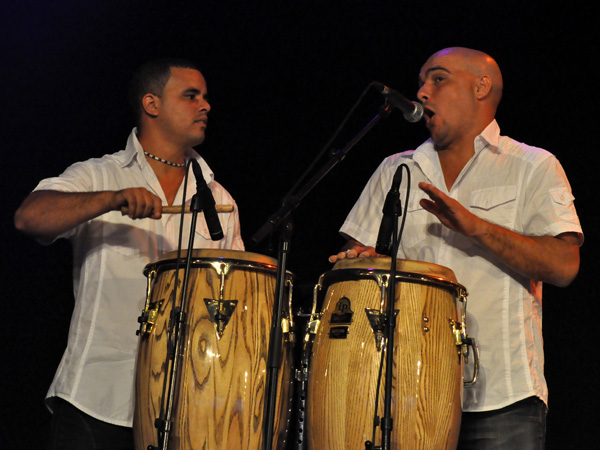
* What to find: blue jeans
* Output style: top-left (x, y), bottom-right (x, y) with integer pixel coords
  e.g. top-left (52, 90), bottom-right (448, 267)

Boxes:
top-left (457, 396), bottom-right (547, 450)
top-left (47, 397), bottom-right (134, 450)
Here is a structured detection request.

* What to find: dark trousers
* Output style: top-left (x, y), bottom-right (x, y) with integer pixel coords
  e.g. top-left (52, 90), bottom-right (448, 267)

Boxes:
top-left (457, 396), bottom-right (547, 450)
top-left (48, 397), bottom-right (134, 450)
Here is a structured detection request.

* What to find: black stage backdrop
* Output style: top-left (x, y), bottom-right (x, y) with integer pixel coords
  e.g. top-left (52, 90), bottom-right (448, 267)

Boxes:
top-left (2, 1), bottom-right (597, 448)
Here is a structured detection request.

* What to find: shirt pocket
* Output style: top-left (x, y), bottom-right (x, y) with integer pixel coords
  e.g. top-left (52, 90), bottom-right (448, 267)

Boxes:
top-left (549, 187), bottom-right (575, 206)
top-left (193, 212), bottom-right (223, 244)
top-left (469, 185), bottom-right (518, 227)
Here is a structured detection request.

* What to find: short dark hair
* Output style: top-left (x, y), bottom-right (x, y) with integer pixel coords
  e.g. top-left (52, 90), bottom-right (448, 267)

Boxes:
top-left (128, 57), bottom-right (203, 124)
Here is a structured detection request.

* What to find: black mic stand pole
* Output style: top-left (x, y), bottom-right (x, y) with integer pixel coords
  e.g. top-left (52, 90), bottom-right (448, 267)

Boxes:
top-left (155, 189), bottom-right (206, 450)
top-left (262, 219), bottom-right (293, 449)
top-left (255, 104), bottom-right (393, 450)
top-left (380, 185), bottom-right (402, 450)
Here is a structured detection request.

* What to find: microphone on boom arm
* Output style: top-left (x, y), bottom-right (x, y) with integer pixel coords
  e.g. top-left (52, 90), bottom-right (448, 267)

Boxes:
top-left (373, 82), bottom-right (424, 123)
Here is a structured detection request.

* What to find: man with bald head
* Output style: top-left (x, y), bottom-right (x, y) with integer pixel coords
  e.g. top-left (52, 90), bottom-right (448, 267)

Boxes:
top-left (331, 47), bottom-right (583, 448)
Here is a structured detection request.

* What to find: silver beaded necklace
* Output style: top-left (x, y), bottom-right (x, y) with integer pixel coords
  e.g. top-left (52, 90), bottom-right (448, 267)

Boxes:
top-left (144, 151), bottom-right (186, 168)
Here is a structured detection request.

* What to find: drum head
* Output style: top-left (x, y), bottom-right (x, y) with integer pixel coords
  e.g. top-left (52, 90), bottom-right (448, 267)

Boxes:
top-left (333, 256), bottom-right (459, 284)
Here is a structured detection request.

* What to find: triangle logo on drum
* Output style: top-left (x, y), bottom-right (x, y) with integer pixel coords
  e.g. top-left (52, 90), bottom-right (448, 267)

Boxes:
top-left (204, 298), bottom-right (238, 338)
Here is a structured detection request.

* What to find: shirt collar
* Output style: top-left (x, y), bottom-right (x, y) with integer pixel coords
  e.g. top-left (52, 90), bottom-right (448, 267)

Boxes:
top-left (476, 119), bottom-right (501, 154)
top-left (414, 119), bottom-right (502, 159)
top-left (119, 128), bottom-right (215, 184)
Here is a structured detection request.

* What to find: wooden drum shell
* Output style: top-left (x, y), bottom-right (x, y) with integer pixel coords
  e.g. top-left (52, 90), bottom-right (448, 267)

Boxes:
top-left (306, 257), bottom-right (464, 450)
top-left (134, 249), bottom-right (292, 450)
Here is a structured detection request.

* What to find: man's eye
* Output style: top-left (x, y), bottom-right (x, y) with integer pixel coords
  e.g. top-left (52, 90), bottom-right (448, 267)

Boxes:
top-left (435, 76), bottom-right (445, 83)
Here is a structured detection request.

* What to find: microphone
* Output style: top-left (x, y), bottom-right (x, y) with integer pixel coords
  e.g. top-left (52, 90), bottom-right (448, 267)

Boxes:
top-left (373, 82), bottom-right (424, 122)
top-left (375, 165), bottom-right (403, 256)
top-left (191, 159), bottom-right (224, 241)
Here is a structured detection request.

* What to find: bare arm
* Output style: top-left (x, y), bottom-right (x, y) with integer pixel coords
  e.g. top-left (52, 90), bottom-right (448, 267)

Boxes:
top-left (14, 188), bottom-right (163, 244)
top-left (418, 182), bottom-right (580, 287)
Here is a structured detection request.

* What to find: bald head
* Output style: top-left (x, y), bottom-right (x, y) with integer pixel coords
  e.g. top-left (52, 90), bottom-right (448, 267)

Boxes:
top-left (425, 47), bottom-right (503, 110)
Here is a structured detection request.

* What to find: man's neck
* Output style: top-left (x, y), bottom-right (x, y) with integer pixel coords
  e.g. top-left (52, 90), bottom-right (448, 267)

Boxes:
top-left (435, 137), bottom-right (477, 191)
top-left (137, 127), bottom-right (188, 165)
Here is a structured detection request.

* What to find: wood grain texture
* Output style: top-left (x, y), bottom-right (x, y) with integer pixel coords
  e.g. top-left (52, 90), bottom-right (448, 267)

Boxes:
top-left (306, 258), bottom-right (463, 449)
top-left (134, 250), bottom-right (292, 450)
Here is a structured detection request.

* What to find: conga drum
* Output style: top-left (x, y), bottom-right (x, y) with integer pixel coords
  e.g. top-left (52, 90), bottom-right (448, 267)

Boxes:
top-left (133, 249), bottom-right (294, 450)
top-left (303, 257), bottom-right (474, 450)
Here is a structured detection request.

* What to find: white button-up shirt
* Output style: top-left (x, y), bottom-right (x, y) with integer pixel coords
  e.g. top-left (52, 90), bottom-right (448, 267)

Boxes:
top-left (340, 120), bottom-right (583, 412)
top-left (35, 129), bottom-right (244, 426)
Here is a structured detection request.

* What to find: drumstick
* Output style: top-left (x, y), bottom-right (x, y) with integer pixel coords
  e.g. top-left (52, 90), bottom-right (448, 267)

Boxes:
top-left (121, 205), bottom-right (234, 215)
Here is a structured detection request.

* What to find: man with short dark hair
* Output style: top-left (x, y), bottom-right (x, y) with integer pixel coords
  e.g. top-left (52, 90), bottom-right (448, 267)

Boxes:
top-left (14, 58), bottom-right (244, 448)
top-left (331, 47), bottom-right (583, 449)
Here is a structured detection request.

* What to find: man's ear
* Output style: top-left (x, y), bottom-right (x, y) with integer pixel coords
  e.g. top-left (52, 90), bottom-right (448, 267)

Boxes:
top-left (141, 93), bottom-right (160, 118)
top-left (475, 74), bottom-right (493, 100)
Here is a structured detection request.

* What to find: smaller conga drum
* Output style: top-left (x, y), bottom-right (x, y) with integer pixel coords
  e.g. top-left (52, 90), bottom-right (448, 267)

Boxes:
top-left (133, 249), bottom-right (294, 450)
top-left (304, 257), bottom-right (475, 450)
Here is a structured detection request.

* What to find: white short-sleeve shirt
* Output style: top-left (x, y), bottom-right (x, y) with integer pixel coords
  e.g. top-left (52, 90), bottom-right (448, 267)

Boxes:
top-left (340, 120), bottom-right (583, 412)
top-left (35, 129), bottom-right (244, 426)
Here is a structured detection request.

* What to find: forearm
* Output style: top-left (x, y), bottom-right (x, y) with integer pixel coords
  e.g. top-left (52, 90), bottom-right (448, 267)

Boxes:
top-left (473, 218), bottom-right (580, 287)
top-left (14, 190), bottom-right (118, 243)
top-left (418, 181), bottom-right (580, 287)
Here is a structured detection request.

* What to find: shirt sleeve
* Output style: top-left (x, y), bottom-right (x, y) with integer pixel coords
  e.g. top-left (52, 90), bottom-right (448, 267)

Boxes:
top-left (340, 156), bottom-right (396, 246)
top-left (522, 154), bottom-right (583, 245)
top-left (32, 161), bottom-right (98, 242)
top-left (34, 160), bottom-right (96, 194)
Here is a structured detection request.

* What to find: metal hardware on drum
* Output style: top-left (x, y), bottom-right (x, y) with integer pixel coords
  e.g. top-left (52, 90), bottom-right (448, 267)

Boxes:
top-left (137, 270), bottom-right (158, 337)
top-left (303, 258), bottom-right (479, 450)
top-left (134, 250), bottom-right (295, 450)
top-left (203, 260), bottom-right (239, 338)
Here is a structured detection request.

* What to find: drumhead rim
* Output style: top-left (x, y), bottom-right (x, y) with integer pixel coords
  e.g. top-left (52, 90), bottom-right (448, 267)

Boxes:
top-left (144, 249), bottom-right (279, 275)
top-left (320, 267), bottom-right (467, 295)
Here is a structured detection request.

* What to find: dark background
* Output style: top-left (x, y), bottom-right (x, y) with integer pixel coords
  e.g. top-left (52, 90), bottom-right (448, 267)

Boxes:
top-left (2, 1), bottom-right (597, 448)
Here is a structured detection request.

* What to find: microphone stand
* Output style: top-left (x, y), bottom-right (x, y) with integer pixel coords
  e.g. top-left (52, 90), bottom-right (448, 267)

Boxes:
top-left (154, 184), bottom-right (207, 450)
top-left (380, 186), bottom-right (401, 450)
top-left (253, 104), bottom-right (393, 450)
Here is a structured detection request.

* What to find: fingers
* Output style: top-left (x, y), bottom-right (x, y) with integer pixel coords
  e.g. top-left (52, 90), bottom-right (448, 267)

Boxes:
top-left (328, 246), bottom-right (378, 263)
top-left (328, 250), bottom-right (349, 263)
top-left (117, 188), bottom-right (162, 219)
top-left (419, 182), bottom-right (445, 204)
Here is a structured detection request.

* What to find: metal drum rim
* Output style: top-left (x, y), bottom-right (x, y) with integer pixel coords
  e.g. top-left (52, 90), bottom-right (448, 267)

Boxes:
top-left (321, 267), bottom-right (466, 296)
top-left (143, 249), bottom-right (279, 276)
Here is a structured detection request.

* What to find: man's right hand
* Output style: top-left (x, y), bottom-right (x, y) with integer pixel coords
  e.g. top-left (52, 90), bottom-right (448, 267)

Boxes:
top-left (328, 240), bottom-right (384, 263)
top-left (114, 187), bottom-right (163, 219)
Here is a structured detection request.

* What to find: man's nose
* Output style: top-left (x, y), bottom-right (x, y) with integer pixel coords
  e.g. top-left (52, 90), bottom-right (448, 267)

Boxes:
top-left (199, 98), bottom-right (211, 113)
top-left (417, 85), bottom-right (429, 102)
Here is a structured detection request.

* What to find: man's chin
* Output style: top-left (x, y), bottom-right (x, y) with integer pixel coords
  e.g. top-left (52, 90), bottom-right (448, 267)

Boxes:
top-left (188, 133), bottom-right (206, 148)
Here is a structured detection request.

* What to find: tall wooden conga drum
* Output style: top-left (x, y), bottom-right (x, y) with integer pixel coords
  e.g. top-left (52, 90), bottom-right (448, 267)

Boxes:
top-left (304, 257), bottom-right (472, 449)
top-left (133, 249), bottom-right (294, 450)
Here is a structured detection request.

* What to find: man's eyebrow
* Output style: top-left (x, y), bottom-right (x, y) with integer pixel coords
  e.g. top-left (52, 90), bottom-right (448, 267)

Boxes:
top-left (426, 66), bottom-right (450, 76)
top-left (419, 66), bottom-right (451, 85)
top-left (183, 88), bottom-right (202, 95)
